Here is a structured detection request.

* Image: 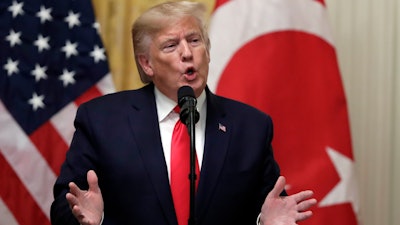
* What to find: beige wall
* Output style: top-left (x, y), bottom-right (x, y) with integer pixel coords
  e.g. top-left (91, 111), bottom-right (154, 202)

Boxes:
top-left (326, 0), bottom-right (400, 224)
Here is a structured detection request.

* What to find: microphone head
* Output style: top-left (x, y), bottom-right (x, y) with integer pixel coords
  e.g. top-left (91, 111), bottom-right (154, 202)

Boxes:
top-left (177, 85), bottom-right (199, 125)
top-left (177, 85), bottom-right (195, 108)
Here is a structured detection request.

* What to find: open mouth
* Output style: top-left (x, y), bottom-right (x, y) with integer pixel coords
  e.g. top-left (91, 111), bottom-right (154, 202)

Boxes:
top-left (185, 67), bottom-right (195, 75)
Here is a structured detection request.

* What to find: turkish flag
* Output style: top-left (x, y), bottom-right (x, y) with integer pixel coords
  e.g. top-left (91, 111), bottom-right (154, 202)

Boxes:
top-left (208, 0), bottom-right (359, 224)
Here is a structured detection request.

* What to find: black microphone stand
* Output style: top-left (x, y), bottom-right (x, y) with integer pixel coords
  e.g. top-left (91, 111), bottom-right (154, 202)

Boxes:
top-left (178, 86), bottom-right (199, 225)
top-left (187, 107), bottom-right (197, 225)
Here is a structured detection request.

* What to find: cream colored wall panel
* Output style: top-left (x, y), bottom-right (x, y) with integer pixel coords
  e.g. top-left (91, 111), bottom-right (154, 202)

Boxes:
top-left (391, 0), bottom-right (400, 224)
top-left (325, 0), bottom-right (398, 225)
top-left (392, 57), bottom-right (400, 224)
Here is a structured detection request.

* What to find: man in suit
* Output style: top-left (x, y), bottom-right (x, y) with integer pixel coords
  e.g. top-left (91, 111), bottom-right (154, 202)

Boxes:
top-left (50, 1), bottom-right (316, 225)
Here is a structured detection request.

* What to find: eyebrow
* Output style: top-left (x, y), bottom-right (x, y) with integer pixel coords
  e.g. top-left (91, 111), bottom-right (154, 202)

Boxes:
top-left (160, 30), bottom-right (201, 41)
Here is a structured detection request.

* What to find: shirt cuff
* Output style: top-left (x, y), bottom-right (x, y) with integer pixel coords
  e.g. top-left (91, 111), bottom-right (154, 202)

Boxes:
top-left (99, 212), bottom-right (104, 225)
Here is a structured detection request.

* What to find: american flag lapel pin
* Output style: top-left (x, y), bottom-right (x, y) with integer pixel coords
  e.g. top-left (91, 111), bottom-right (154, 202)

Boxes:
top-left (218, 123), bottom-right (226, 132)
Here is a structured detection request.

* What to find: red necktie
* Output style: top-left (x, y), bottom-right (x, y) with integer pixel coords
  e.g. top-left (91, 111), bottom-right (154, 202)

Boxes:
top-left (171, 107), bottom-right (200, 225)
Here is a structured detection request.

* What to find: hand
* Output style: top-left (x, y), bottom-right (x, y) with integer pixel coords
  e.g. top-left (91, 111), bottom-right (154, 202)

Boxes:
top-left (66, 170), bottom-right (104, 225)
top-left (260, 176), bottom-right (317, 225)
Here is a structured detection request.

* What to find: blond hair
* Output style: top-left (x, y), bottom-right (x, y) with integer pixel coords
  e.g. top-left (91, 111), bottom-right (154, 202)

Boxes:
top-left (131, 1), bottom-right (210, 83)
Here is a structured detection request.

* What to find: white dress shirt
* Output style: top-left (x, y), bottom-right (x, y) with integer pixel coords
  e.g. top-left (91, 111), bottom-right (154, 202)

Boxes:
top-left (155, 87), bottom-right (207, 181)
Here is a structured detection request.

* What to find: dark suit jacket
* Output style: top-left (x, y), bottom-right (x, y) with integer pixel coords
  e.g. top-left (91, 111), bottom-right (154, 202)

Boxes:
top-left (51, 83), bottom-right (283, 225)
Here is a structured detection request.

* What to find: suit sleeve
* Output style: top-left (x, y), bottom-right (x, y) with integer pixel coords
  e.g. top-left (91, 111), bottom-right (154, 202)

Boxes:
top-left (50, 103), bottom-right (98, 225)
top-left (261, 115), bottom-right (287, 199)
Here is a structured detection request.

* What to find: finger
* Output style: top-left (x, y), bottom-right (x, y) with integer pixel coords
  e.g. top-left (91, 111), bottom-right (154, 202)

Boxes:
top-left (297, 198), bottom-right (317, 212)
top-left (296, 210), bottom-right (313, 222)
top-left (292, 190), bottom-right (314, 203)
top-left (268, 176), bottom-right (286, 198)
top-left (65, 193), bottom-right (79, 210)
top-left (66, 192), bottom-right (79, 207)
top-left (68, 182), bottom-right (82, 197)
top-left (87, 170), bottom-right (100, 193)
top-left (71, 205), bottom-right (84, 221)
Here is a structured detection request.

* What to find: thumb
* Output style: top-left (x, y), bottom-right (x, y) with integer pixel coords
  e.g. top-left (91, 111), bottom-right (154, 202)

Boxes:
top-left (268, 176), bottom-right (286, 198)
top-left (87, 170), bottom-right (100, 193)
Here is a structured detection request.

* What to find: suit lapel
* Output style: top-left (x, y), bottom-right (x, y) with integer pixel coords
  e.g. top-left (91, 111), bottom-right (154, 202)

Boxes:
top-left (127, 84), bottom-right (177, 225)
top-left (196, 90), bottom-right (231, 222)
top-left (126, 85), bottom-right (231, 224)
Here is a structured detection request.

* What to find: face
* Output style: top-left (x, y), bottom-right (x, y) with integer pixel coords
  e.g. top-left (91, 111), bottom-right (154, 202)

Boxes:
top-left (138, 16), bottom-right (210, 102)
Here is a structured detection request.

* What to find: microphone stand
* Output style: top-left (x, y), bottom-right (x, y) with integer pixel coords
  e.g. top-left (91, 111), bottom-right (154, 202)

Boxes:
top-left (178, 86), bottom-right (199, 225)
top-left (187, 108), bottom-right (197, 225)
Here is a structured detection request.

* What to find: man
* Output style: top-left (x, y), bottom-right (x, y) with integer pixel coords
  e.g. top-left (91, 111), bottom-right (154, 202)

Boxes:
top-left (50, 1), bottom-right (316, 225)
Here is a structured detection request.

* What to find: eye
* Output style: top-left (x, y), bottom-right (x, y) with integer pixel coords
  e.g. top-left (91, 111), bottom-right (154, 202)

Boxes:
top-left (162, 42), bottom-right (177, 52)
top-left (187, 33), bottom-right (202, 45)
top-left (189, 37), bottom-right (202, 46)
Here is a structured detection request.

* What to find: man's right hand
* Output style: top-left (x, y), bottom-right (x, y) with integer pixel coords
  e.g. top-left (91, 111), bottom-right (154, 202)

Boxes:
top-left (66, 170), bottom-right (104, 225)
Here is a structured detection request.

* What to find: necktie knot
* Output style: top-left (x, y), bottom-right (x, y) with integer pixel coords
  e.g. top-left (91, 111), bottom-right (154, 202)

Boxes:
top-left (173, 105), bottom-right (180, 114)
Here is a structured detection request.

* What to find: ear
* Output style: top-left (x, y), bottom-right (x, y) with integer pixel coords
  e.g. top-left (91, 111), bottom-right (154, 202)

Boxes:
top-left (205, 38), bottom-right (211, 63)
top-left (205, 46), bottom-right (211, 63)
top-left (138, 54), bottom-right (154, 76)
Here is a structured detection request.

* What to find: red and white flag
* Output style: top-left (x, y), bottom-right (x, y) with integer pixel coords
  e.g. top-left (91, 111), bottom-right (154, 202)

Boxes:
top-left (0, 0), bottom-right (114, 224)
top-left (208, 0), bottom-right (359, 224)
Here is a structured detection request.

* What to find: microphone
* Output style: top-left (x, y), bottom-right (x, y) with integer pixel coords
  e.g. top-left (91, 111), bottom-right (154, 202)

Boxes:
top-left (177, 86), bottom-right (200, 126)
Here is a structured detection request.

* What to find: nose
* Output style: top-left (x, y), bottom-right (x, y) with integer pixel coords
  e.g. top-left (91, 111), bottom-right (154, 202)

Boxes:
top-left (180, 40), bottom-right (193, 61)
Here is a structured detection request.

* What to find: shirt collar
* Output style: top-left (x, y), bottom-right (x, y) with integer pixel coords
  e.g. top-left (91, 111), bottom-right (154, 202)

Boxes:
top-left (155, 86), bottom-right (206, 122)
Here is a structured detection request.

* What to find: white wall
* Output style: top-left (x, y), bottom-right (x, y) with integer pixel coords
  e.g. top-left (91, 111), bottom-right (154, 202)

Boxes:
top-left (325, 0), bottom-right (400, 224)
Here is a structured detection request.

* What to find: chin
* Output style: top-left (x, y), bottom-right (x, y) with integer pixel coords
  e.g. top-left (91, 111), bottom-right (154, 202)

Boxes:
top-left (180, 80), bottom-right (205, 93)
